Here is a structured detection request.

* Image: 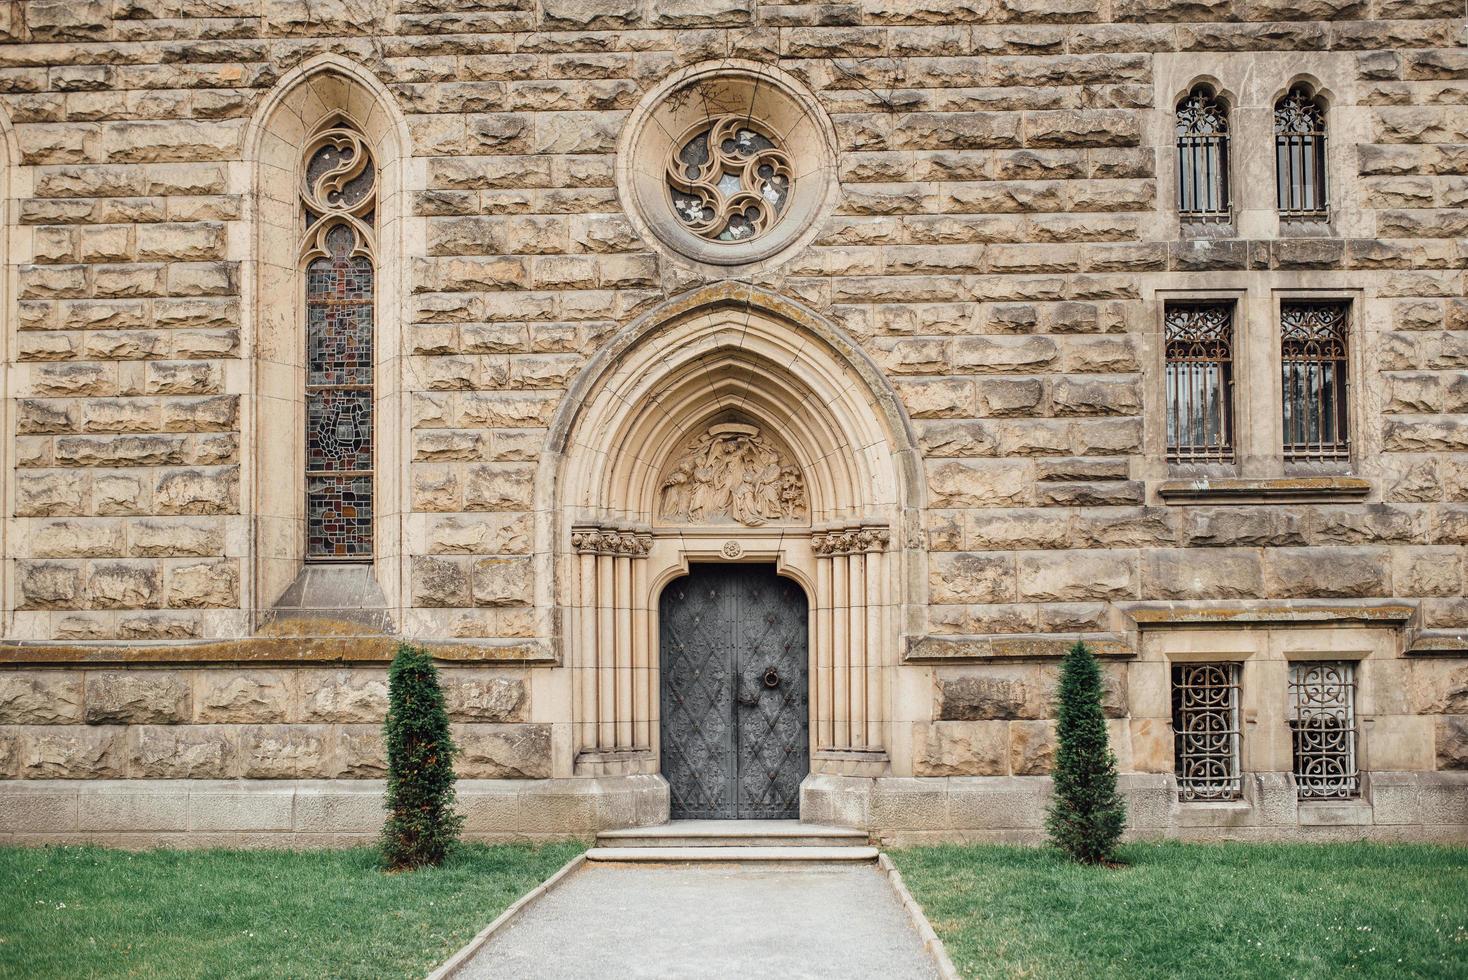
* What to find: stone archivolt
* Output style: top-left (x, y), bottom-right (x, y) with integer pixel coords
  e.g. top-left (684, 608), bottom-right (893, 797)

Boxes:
top-left (657, 422), bottom-right (807, 527)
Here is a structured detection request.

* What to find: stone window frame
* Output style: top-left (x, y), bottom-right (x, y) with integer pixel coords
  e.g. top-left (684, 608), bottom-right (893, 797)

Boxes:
top-left (1268, 287), bottom-right (1364, 477)
top-left (1173, 81), bottom-right (1236, 233)
top-left (1273, 82), bottom-right (1331, 225)
top-left (1152, 56), bottom-right (1367, 245)
top-left (1148, 287), bottom-right (1253, 480)
top-left (244, 57), bottom-right (413, 629)
top-left (1143, 627), bottom-right (1392, 810)
top-left (1144, 280), bottom-right (1368, 496)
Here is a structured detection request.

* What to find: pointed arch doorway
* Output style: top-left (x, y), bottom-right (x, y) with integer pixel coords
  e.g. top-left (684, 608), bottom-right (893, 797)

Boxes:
top-left (660, 563), bottom-right (810, 819)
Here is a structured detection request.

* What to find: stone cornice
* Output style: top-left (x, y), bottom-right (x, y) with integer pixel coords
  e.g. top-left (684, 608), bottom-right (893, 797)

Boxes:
top-left (1157, 476), bottom-right (1371, 505)
top-left (0, 636), bottom-right (556, 668)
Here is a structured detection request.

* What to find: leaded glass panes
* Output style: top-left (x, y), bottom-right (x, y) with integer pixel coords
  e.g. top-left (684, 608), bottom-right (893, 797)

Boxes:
top-left (1165, 303), bottom-right (1234, 464)
top-left (1289, 662), bottom-right (1359, 800)
top-left (1172, 662), bottom-right (1242, 801)
top-left (1281, 301), bottom-right (1350, 462)
top-left (1176, 85), bottom-right (1231, 221)
top-left (1275, 86), bottom-right (1328, 220)
top-left (666, 115), bottom-right (795, 243)
top-left (301, 122), bottom-right (376, 560)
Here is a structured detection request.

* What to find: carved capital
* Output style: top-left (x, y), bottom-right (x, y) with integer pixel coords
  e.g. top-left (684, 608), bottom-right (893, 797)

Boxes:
top-left (812, 524), bottom-right (889, 557)
top-left (571, 525), bottom-right (651, 557)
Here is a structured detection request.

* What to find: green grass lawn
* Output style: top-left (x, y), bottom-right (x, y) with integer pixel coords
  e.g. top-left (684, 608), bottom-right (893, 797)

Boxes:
top-left (891, 842), bottom-right (1468, 980)
top-left (0, 842), bottom-right (584, 980)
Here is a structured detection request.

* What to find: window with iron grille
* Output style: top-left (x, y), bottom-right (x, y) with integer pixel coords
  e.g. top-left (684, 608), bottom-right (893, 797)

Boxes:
top-left (1176, 85), bottom-right (1231, 221)
top-left (1165, 303), bottom-right (1234, 464)
top-left (1281, 301), bottom-right (1350, 462)
top-left (1275, 86), bottom-right (1328, 220)
top-left (300, 122), bottom-right (377, 560)
top-left (1172, 662), bottom-right (1242, 801)
top-left (1288, 661), bottom-right (1359, 800)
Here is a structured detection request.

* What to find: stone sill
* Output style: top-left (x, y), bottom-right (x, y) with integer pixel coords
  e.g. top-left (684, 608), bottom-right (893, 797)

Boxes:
top-left (1157, 476), bottom-right (1371, 505)
top-left (1127, 602), bottom-right (1416, 630)
top-left (903, 633), bottom-right (1132, 663)
top-left (0, 636), bottom-right (557, 667)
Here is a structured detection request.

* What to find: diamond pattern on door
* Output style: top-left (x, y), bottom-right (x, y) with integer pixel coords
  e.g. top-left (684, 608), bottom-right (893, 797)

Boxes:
top-left (660, 564), bottom-right (809, 820)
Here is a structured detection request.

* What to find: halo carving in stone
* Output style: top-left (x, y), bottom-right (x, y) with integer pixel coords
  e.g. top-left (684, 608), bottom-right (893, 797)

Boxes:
top-left (658, 422), bottom-right (807, 527)
top-left (666, 116), bottom-right (795, 243)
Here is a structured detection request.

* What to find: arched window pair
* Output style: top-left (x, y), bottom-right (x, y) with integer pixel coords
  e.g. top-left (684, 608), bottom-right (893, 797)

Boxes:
top-left (300, 122), bottom-right (377, 560)
top-left (1175, 83), bottom-right (1328, 222)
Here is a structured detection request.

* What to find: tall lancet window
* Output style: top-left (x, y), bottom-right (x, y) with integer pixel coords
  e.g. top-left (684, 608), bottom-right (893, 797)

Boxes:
top-left (1176, 84), bottom-right (1231, 222)
top-left (1274, 85), bottom-right (1328, 220)
top-left (301, 123), bottom-right (376, 560)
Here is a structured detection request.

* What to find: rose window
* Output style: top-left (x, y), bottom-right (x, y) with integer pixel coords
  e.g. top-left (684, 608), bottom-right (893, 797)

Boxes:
top-left (666, 116), bottom-right (795, 243)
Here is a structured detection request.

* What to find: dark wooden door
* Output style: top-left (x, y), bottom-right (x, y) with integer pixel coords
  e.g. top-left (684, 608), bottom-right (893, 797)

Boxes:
top-left (659, 564), bottom-right (809, 819)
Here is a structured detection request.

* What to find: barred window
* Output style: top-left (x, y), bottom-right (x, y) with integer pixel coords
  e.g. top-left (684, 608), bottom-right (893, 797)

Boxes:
top-left (1281, 302), bottom-right (1350, 462)
top-left (1165, 303), bottom-right (1234, 464)
top-left (301, 123), bottom-right (377, 560)
top-left (1289, 662), bottom-right (1359, 800)
top-left (1275, 86), bottom-right (1328, 220)
top-left (1172, 663), bottom-right (1242, 801)
top-left (1176, 85), bottom-right (1231, 221)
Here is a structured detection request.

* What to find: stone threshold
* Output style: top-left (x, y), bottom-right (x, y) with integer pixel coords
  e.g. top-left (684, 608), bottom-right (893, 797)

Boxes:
top-left (1157, 475), bottom-right (1371, 505)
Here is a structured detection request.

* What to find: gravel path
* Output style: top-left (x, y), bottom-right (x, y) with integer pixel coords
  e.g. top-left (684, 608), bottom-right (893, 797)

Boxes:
top-left (457, 862), bottom-right (939, 979)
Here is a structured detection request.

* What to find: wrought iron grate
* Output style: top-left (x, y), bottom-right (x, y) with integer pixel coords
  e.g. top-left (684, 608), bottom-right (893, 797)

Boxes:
top-left (1172, 662), bottom-right (1242, 801)
top-left (1275, 86), bottom-right (1329, 220)
top-left (1289, 661), bottom-right (1359, 800)
top-left (1281, 302), bottom-right (1350, 462)
top-left (1176, 85), bottom-right (1231, 222)
top-left (1165, 303), bottom-right (1235, 464)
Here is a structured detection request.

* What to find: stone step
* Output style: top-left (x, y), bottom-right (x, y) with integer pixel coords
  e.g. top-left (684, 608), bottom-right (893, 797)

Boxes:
top-left (585, 845), bottom-right (880, 863)
top-left (596, 819), bottom-right (869, 849)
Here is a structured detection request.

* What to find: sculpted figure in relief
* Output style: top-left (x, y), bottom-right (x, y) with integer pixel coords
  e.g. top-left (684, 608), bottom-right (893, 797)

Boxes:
top-left (658, 423), bottom-right (807, 526)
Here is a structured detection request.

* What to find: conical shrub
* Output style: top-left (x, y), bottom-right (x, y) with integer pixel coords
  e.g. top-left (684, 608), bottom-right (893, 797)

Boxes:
top-left (381, 643), bottom-right (463, 870)
top-left (1045, 640), bottom-right (1126, 864)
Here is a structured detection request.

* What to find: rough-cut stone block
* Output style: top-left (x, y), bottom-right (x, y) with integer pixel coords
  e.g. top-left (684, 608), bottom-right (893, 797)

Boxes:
top-left (915, 721), bottom-right (1010, 776)
top-left (1263, 547), bottom-right (1392, 598)
top-left (84, 672), bottom-right (190, 725)
top-left (454, 723), bottom-right (552, 778)
top-left (0, 672), bottom-right (84, 724)
top-left (1436, 715), bottom-right (1468, 770)
top-left (195, 671), bottom-right (292, 724)
top-left (471, 557), bottom-right (534, 607)
top-left (1008, 720), bottom-right (1055, 775)
top-left (130, 726), bottom-right (236, 779)
top-left (299, 670), bottom-right (388, 724)
top-left (442, 671), bottom-right (528, 723)
top-left (335, 726), bottom-right (387, 777)
top-left (240, 725), bottom-right (331, 779)
top-left (1017, 550), bottom-right (1138, 601)
top-left (936, 666), bottom-right (1055, 721)
top-left (18, 727), bottom-right (125, 778)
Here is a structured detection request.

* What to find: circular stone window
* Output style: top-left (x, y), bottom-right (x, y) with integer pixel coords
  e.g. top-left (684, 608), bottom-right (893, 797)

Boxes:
top-left (617, 61), bottom-right (839, 273)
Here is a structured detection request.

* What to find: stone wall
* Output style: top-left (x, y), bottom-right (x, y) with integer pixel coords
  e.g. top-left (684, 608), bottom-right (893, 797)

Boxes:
top-left (0, 0), bottom-right (1466, 841)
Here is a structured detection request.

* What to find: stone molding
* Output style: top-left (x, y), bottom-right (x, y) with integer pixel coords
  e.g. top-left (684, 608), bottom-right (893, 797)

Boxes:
top-left (1157, 476), bottom-right (1371, 505)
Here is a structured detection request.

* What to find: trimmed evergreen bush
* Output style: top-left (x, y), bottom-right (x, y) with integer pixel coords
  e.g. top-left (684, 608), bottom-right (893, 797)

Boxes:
top-left (1046, 640), bottom-right (1126, 864)
top-left (381, 643), bottom-right (463, 870)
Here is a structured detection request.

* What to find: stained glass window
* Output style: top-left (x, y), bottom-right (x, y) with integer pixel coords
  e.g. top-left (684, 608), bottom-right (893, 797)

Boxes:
top-left (1281, 302), bottom-right (1350, 462)
top-left (1176, 85), bottom-right (1231, 221)
top-left (1275, 86), bottom-right (1328, 220)
top-left (301, 124), bottom-right (376, 560)
top-left (1165, 303), bottom-right (1234, 464)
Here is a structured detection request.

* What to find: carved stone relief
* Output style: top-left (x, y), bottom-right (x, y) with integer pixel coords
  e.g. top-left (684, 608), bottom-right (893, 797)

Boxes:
top-left (657, 423), bottom-right (807, 526)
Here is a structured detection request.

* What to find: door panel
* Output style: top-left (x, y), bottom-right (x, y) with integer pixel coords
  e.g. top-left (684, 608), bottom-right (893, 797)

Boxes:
top-left (660, 564), bottom-right (809, 820)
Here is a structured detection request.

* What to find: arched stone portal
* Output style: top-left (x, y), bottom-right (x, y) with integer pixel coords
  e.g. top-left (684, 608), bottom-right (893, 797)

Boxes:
top-left (541, 285), bottom-right (925, 784)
